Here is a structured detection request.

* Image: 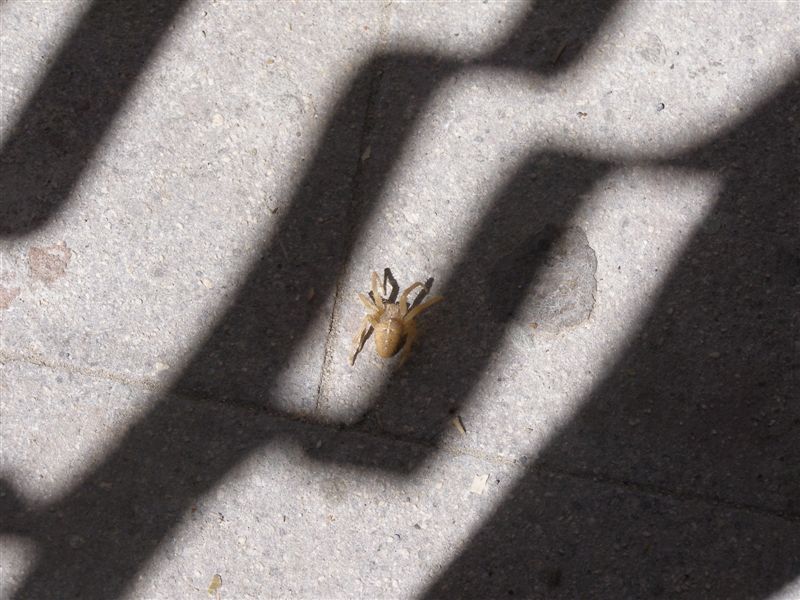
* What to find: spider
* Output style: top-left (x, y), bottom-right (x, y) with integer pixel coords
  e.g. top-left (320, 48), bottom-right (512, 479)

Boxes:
top-left (349, 271), bottom-right (443, 366)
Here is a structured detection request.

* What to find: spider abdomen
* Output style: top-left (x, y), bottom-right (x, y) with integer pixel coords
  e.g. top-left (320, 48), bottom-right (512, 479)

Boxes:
top-left (374, 317), bottom-right (404, 358)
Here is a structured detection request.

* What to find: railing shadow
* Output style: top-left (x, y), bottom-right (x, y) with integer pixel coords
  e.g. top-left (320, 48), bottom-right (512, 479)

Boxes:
top-left (0, 0), bottom-right (188, 237)
top-left (3, 0), bottom-right (798, 598)
top-left (421, 76), bottom-right (800, 599)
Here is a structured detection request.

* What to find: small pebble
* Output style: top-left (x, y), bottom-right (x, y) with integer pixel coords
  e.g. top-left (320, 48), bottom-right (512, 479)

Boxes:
top-left (451, 416), bottom-right (467, 435)
top-left (656, 102), bottom-right (665, 112)
top-left (470, 474), bottom-right (489, 495)
top-left (208, 574), bottom-right (223, 594)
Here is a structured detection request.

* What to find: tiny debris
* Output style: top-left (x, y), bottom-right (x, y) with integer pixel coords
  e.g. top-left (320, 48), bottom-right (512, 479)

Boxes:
top-left (307, 288), bottom-right (316, 302)
top-left (155, 361), bottom-right (170, 372)
top-left (278, 236), bottom-right (289, 259)
top-left (552, 40), bottom-right (569, 65)
top-left (656, 102), bottom-right (665, 112)
top-left (361, 145), bottom-right (371, 161)
top-left (470, 474), bottom-right (489, 495)
top-left (451, 416), bottom-right (467, 435)
top-left (708, 351), bottom-right (721, 359)
top-left (208, 573), bottom-right (222, 598)
top-left (577, 111), bottom-right (588, 118)
top-left (201, 278), bottom-right (215, 289)
top-left (211, 113), bottom-right (224, 127)
top-left (266, 57), bottom-right (275, 65)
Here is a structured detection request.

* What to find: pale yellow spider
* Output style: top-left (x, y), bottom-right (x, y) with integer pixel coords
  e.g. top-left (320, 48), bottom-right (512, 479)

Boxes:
top-left (349, 271), bottom-right (443, 366)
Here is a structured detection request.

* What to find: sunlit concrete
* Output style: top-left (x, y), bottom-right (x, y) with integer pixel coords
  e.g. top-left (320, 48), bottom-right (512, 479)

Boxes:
top-left (1, 0), bottom-right (798, 598)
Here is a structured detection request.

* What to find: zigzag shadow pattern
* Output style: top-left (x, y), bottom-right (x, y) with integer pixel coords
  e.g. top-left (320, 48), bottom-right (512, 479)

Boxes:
top-left (0, 0), bottom-right (188, 237)
top-left (3, 1), bottom-right (798, 598)
top-left (422, 77), bottom-right (800, 599)
top-left (1, 1), bottom-right (621, 596)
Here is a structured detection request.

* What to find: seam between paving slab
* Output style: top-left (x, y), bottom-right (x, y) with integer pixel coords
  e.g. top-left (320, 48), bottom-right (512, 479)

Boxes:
top-left (3, 348), bottom-right (798, 526)
top-left (313, 1), bottom-right (394, 417)
top-left (0, 348), bottom-right (165, 392)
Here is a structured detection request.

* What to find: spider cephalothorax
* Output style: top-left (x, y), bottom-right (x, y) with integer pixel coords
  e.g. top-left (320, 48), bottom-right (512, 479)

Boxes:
top-left (349, 271), bottom-right (443, 366)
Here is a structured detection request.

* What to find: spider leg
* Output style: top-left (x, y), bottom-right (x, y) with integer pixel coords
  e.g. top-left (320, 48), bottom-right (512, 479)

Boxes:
top-left (397, 319), bottom-right (417, 367)
top-left (370, 271), bottom-right (384, 309)
top-left (404, 295), bottom-right (444, 322)
top-left (350, 314), bottom-right (380, 366)
top-left (398, 281), bottom-right (425, 314)
top-left (357, 292), bottom-right (379, 312)
top-left (383, 268), bottom-right (399, 302)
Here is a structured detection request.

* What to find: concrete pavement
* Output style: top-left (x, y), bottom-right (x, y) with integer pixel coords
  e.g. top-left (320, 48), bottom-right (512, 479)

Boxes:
top-left (1, 1), bottom-right (799, 598)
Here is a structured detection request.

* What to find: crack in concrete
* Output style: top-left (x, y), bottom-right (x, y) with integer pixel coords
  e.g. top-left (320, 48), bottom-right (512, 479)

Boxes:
top-left (314, 2), bottom-right (396, 416)
top-left (3, 348), bottom-right (798, 526)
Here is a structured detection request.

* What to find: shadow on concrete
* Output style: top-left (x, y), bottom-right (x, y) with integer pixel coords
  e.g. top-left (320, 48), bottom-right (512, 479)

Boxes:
top-left (2, 0), bottom-right (798, 597)
top-left (0, 0), bottom-right (187, 237)
top-left (421, 75), bottom-right (800, 599)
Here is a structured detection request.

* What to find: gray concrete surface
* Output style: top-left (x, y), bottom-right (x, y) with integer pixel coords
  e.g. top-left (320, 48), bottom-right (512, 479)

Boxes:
top-left (1, 1), bottom-right (799, 598)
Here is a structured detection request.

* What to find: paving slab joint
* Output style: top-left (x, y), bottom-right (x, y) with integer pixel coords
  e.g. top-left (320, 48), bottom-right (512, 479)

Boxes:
top-left (313, 2), bottom-right (395, 416)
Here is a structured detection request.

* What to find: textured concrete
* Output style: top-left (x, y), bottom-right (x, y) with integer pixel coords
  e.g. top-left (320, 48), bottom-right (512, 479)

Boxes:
top-left (1, 1), bottom-right (799, 599)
